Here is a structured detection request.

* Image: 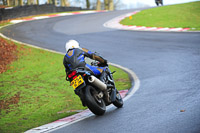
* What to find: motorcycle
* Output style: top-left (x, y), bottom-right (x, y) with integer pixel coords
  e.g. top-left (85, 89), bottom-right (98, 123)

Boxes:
top-left (67, 60), bottom-right (123, 115)
top-left (155, 0), bottom-right (163, 6)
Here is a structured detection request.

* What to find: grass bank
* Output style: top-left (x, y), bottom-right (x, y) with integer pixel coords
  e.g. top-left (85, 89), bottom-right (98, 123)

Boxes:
top-left (0, 38), bottom-right (131, 133)
top-left (120, 1), bottom-right (200, 30)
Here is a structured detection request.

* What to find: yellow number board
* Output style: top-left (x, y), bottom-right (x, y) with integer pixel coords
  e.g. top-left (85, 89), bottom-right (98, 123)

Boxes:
top-left (71, 75), bottom-right (84, 89)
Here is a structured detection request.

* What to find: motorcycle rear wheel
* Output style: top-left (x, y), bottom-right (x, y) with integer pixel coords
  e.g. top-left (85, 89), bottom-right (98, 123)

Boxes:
top-left (84, 85), bottom-right (106, 115)
top-left (113, 90), bottom-right (123, 108)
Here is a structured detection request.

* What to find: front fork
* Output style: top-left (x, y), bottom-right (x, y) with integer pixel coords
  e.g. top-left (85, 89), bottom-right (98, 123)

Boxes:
top-left (101, 68), bottom-right (117, 103)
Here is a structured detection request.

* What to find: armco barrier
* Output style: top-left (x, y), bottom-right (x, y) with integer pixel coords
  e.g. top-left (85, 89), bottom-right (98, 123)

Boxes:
top-left (0, 4), bottom-right (82, 21)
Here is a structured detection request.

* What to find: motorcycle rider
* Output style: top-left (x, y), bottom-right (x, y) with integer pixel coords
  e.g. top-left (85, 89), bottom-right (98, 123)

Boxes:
top-left (63, 40), bottom-right (108, 80)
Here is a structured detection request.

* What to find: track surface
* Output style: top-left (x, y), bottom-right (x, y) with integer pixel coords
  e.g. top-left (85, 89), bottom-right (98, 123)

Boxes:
top-left (1, 9), bottom-right (200, 133)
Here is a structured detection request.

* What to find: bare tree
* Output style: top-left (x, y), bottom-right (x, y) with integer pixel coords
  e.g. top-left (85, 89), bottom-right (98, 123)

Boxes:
top-left (27, 0), bottom-right (31, 5)
top-left (18, 0), bottom-right (23, 5)
top-left (103, 0), bottom-right (114, 10)
top-left (1, 0), bottom-right (7, 5)
top-left (86, 0), bottom-right (90, 9)
top-left (65, 0), bottom-right (70, 6)
top-left (109, 0), bottom-right (113, 10)
top-left (60, 0), bottom-right (70, 6)
top-left (113, 0), bottom-right (124, 10)
top-left (61, 0), bottom-right (65, 6)
top-left (26, 0), bottom-right (38, 5)
top-left (13, 0), bottom-right (20, 6)
top-left (104, 0), bottom-right (109, 10)
top-left (96, 0), bottom-right (101, 10)
top-left (7, 0), bottom-right (16, 6)
top-left (1, 0), bottom-right (19, 6)
top-left (48, 0), bottom-right (55, 5)
top-left (72, 0), bottom-right (90, 9)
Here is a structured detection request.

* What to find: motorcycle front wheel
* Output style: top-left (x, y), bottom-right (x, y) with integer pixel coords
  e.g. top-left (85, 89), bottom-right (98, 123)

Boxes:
top-left (84, 85), bottom-right (106, 115)
top-left (113, 90), bottom-right (123, 108)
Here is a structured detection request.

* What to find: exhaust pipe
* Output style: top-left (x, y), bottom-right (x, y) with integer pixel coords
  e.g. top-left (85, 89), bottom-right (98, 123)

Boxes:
top-left (88, 75), bottom-right (107, 91)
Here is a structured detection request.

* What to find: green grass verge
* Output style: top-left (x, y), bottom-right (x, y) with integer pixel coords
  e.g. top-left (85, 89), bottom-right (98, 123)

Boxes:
top-left (0, 40), bottom-right (131, 133)
top-left (120, 1), bottom-right (200, 31)
top-left (0, 22), bottom-right (11, 27)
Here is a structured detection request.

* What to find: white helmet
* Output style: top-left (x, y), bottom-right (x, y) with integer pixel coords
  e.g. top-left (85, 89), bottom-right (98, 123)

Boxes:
top-left (65, 40), bottom-right (80, 52)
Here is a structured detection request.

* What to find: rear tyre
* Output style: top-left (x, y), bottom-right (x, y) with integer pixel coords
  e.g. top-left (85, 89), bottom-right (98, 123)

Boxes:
top-left (84, 85), bottom-right (106, 115)
top-left (113, 90), bottom-right (123, 108)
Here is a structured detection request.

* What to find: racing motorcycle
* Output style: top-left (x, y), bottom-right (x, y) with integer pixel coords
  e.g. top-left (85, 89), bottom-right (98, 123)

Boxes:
top-left (67, 61), bottom-right (123, 115)
top-left (155, 0), bottom-right (163, 6)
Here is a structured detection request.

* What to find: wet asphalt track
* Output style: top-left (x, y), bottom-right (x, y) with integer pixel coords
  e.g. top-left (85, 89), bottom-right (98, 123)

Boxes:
top-left (1, 8), bottom-right (200, 133)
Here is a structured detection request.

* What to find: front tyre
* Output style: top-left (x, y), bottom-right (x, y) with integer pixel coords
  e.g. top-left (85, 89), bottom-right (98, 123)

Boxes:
top-left (113, 90), bottom-right (123, 108)
top-left (84, 85), bottom-right (106, 115)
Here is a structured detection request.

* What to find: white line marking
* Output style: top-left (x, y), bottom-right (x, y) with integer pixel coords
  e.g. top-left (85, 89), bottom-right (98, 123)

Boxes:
top-left (33, 16), bottom-right (50, 19)
top-left (57, 13), bottom-right (74, 16)
top-left (10, 20), bottom-right (25, 23)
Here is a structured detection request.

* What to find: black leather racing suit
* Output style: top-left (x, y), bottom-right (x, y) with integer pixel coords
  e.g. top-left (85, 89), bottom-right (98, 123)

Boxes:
top-left (63, 48), bottom-right (107, 77)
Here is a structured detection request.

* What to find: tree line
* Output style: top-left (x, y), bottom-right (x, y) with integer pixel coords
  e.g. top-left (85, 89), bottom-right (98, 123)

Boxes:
top-left (0, 0), bottom-right (116, 10)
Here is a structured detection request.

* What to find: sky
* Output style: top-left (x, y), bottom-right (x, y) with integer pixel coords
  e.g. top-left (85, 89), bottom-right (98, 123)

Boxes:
top-left (40, 0), bottom-right (200, 9)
